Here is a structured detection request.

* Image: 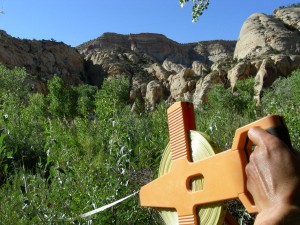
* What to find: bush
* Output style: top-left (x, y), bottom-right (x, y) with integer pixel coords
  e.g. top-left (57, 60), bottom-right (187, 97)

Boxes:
top-left (73, 84), bottom-right (97, 117)
top-left (261, 69), bottom-right (300, 150)
top-left (0, 64), bottom-right (300, 224)
top-left (198, 78), bottom-right (257, 149)
top-left (0, 74), bottom-right (165, 224)
top-left (0, 64), bottom-right (29, 99)
top-left (47, 75), bottom-right (78, 119)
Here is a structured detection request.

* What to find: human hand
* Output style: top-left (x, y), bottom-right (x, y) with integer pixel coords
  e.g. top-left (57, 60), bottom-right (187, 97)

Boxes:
top-left (246, 127), bottom-right (300, 225)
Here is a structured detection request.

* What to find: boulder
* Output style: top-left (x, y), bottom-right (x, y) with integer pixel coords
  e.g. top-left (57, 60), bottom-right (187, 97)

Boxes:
top-left (192, 61), bottom-right (210, 76)
top-left (234, 10), bottom-right (300, 60)
top-left (193, 71), bottom-right (223, 107)
top-left (227, 62), bottom-right (252, 91)
top-left (169, 68), bottom-right (196, 99)
top-left (274, 7), bottom-right (300, 31)
top-left (145, 80), bottom-right (164, 109)
top-left (124, 53), bottom-right (139, 64)
top-left (162, 59), bottom-right (186, 73)
top-left (271, 55), bottom-right (291, 76)
top-left (130, 77), bottom-right (148, 104)
top-left (254, 58), bottom-right (278, 105)
top-left (290, 55), bottom-right (300, 70)
top-left (149, 63), bottom-right (170, 81)
top-left (211, 61), bottom-right (228, 77)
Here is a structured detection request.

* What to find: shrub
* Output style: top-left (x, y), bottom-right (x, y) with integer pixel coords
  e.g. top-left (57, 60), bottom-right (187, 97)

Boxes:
top-left (73, 84), bottom-right (97, 117)
top-left (261, 69), bottom-right (300, 150)
top-left (47, 75), bottom-right (78, 119)
top-left (1, 64), bottom-right (299, 224)
top-left (0, 64), bottom-right (29, 99)
top-left (198, 78), bottom-right (257, 149)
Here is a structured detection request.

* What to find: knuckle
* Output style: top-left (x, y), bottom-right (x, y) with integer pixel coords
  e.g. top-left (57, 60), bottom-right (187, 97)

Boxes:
top-left (249, 151), bottom-right (257, 162)
top-left (245, 163), bottom-right (252, 176)
top-left (246, 179), bottom-right (253, 193)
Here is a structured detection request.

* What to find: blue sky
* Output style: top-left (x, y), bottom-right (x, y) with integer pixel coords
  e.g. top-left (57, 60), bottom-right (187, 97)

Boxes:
top-left (0, 0), bottom-right (298, 47)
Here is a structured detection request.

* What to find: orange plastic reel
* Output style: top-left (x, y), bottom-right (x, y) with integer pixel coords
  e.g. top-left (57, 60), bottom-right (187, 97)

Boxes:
top-left (140, 101), bottom-right (290, 225)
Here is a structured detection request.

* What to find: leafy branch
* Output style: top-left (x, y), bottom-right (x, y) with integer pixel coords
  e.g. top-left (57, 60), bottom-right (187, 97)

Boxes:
top-left (179, 0), bottom-right (210, 22)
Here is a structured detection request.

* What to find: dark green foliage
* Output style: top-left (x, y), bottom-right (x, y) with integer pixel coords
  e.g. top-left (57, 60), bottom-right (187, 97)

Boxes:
top-left (47, 75), bottom-right (78, 118)
top-left (73, 84), bottom-right (97, 117)
top-left (0, 69), bottom-right (165, 224)
top-left (0, 134), bottom-right (12, 183)
top-left (0, 63), bottom-right (299, 224)
top-left (0, 65), bottom-right (44, 171)
top-left (278, 3), bottom-right (300, 9)
top-left (204, 78), bottom-right (256, 117)
top-left (95, 76), bottom-right (130, 119)
top-left (4, 93), bottom-right (47, 169)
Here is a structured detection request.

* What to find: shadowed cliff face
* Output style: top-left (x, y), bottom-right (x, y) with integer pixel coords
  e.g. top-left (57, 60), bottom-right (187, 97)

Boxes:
top-left (0, 30), bottom-right (88, 92)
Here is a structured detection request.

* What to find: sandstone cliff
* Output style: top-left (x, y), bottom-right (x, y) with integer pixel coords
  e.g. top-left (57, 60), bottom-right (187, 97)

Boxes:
top-left (231, 5), bottom-right (300, 104)
top-left (77, 32), bottom-right (236, 66)
top-left (234, 8), bottom-right (300, 60)
top-left (77, 33), bottom-right (236, 109)
top-left (0, 4), bottom-right (299, 109)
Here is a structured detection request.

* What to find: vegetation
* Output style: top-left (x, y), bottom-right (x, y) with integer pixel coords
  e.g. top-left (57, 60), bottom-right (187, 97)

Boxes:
top-left (0, 63), bottom-right (299, 224)
top-left (278, 3), bottom-right (300, 9)
top-left (182, 1), bottom-right (300, 23)
top-left (179, 0), bottom-right (209, 22)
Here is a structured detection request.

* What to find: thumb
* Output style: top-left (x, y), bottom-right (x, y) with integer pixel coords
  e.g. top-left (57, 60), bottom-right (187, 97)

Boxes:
top-left (248, 127), bottom-right (270, 146)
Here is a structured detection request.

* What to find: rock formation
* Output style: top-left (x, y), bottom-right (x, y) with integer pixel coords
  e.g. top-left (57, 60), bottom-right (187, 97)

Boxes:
top-left (230, 5), bottom-right (300, 103)
top-left (0, 5), bottom-right (299, 109)
top-left (77, 32), bottom-right (236, 67)
top-left (76, 33), bottom-right (236, 107)
top-left (234, 8), bottom-right (300, 60)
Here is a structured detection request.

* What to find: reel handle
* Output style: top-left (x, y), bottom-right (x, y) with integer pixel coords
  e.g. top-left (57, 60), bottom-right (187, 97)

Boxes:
top-left (232, 115), bottom-right (293, 213)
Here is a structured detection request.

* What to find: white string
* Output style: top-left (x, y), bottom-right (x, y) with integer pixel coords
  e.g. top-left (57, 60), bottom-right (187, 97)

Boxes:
top-left (77, 191), bottom-right (139, 219)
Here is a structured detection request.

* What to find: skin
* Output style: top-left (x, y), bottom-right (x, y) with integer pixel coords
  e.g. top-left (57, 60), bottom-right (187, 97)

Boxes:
top-left (246, 127), bottom-right (300, 225)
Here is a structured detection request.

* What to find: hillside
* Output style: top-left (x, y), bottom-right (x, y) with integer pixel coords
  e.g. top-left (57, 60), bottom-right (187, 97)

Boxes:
top-left (0, 4), bottom-right (300, 225)
top-left (0, 6), bottom-right (300, 111)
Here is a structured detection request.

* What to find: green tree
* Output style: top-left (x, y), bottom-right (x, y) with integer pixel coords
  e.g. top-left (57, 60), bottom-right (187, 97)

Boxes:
top-left (73, 84), bottom-right (97, 117)
top-left (47, 75), bottom-right (77, 118)
top-left (0, 64), bottom-right (28, 100)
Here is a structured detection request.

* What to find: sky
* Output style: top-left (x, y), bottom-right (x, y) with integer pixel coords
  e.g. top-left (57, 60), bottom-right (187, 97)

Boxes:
top-left (0, 0), bottom-right (298, 47)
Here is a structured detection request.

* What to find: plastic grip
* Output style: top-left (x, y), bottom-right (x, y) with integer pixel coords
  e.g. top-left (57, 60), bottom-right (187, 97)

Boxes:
top-left (140, 102), bottom-right (293, 221)
top-left (232, 115), bottom-right (293, 213)
top-left (266, 125), bottom-right (293, 152)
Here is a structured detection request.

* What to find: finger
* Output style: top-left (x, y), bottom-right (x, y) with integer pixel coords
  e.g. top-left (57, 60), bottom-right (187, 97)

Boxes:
top-left (248, 127), bottom-right (270, 146)
top-left (249, 127), bottom-right (292, 154)
top-left (245, 161), bottom-right (263, 212)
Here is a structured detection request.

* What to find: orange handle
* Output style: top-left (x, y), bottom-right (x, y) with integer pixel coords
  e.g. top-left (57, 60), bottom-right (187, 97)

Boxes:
top-left (139, 102), bottom-right (293, 222)
top-left (167, 101), bottom-right (196, 162)
top-left (232, 115), bottom-right (292, 213)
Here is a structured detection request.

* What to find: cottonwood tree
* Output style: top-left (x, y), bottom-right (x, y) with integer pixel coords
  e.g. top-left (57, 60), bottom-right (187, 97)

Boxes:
top-left (179, 0), bottom-right (209, 22)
